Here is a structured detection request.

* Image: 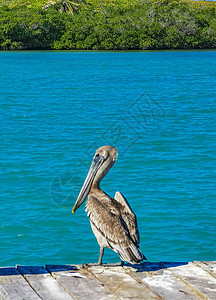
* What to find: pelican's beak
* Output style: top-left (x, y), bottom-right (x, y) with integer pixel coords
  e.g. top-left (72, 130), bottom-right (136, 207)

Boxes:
top-left (72, 154), bottom-right (105, 214)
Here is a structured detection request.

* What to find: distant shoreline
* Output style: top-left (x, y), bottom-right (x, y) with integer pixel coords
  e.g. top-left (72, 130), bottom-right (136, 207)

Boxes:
top-left (1, 0), bottom-right (216, 51)
top-left (1, 49), bottom-right (216, 52)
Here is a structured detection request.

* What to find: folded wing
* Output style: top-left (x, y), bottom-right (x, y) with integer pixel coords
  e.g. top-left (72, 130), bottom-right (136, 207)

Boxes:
top-left (86, 193), bottom-right (145, 263)
top-left (114, 191), bottom-right (140, 246)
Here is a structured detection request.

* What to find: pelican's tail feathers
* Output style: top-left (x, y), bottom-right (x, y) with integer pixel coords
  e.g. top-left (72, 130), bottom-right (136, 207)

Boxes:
top-left (117, 242), bottom-right (147, 264)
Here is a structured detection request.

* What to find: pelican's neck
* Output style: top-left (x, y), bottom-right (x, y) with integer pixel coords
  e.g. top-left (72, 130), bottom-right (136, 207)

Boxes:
top-left (91, 156), bottom-right (115, 192)
top-left (91, 180), bottom-right (100, 191)
top-left (90, 180), bottom-right (109, 200)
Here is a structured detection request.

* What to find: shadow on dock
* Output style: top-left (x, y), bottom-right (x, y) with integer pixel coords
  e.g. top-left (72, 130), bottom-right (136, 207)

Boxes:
top-left (0, 262), bottom-right (188, 276)
top-left (0, 265), bottom-right (78, 276)
top-left (124, 261), bottom-right (188, 272)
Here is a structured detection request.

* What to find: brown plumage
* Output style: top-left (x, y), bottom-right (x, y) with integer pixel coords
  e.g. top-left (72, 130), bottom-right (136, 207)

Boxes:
top-left (72, 145), bottom-right (146, 264)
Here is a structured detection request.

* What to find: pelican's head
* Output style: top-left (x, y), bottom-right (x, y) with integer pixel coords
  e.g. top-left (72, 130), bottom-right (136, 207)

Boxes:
top-left (72, 146), bottom-right (118, 213)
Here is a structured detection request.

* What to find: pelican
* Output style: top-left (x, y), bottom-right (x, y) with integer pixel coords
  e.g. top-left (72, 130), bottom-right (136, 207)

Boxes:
top-left (72, 145), bottom-right (146, 265)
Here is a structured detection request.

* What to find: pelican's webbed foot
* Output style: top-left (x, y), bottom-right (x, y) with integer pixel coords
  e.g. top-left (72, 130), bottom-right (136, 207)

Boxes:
top-left (83, 248), bottom-right (124, 268)
top-left (102, 262), bottom-right (123, 267)
top-left (83, 262), bottom-right (123, 268)
top-left (83, 247), bottom-right (104, 267)
top-left (83, 263), bottom-right (102, 267)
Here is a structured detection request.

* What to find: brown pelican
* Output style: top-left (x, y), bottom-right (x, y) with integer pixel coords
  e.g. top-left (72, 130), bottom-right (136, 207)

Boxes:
top-left (72, 145), bottom-right (146, 265)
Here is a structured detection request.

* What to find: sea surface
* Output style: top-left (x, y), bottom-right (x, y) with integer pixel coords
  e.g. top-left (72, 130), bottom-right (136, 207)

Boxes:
top-left (0, 51), bottom-right (215, 267)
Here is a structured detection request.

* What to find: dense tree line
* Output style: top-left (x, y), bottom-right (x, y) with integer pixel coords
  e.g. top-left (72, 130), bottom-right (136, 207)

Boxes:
top-left (0, 0), bottom-right (216, 50)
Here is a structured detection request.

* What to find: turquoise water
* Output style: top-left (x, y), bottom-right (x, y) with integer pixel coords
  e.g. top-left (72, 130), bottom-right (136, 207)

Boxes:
top-left (0, 51), bottom-right (215, 267)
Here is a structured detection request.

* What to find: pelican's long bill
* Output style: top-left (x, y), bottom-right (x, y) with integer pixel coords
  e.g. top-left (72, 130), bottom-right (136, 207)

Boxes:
top-left (72, 154), bottom-right (105, 213)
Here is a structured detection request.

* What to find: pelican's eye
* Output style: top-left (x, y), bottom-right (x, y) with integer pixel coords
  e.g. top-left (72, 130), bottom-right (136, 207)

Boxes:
top-left (93, 153), bottom-right (102, 164)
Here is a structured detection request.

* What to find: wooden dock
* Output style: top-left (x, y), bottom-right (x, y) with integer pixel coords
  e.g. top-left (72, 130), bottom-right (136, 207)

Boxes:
top-left (0, 261), bottom-right (216, 299)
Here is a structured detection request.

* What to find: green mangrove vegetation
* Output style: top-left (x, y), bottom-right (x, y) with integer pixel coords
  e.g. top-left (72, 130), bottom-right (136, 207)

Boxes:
top-left (0, 0), bottom-right (216, 50)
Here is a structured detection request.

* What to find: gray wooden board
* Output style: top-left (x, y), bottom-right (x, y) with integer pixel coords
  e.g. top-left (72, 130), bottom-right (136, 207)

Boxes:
top-left (46, 265), bottom-right (116, 300)
top-left (1, 262), bottom-right (216, 300)
top-left (17, 265), bottom-right (73, 300)
top-left (194, 261), bottom-right (216, 279)
top-left (124, 262), bottom-right (202, 300)
top-left (161, 262), bottom-right (216, 300)
top-left (0, 267), bottom-right (40, 300)
top-left (86, 264), bottom-right (161, 300)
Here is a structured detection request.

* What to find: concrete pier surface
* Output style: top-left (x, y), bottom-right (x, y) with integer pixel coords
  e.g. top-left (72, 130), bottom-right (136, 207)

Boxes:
top-left (0, 261), bottom-right (216, 299)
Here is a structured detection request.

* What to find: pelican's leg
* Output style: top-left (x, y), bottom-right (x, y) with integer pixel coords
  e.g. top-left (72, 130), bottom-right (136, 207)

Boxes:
top-left (98, 247), bottom-right (104, 265)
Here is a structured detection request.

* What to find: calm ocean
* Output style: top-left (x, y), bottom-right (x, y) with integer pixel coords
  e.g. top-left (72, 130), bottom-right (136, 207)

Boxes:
top-left (0, 51), bottom-right (215, 267)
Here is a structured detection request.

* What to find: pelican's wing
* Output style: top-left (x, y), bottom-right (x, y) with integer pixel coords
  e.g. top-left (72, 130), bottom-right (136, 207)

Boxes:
top-left (86, 194), bottom-right (144, 263)
top-left (114, 191), bottom-right (140, 246)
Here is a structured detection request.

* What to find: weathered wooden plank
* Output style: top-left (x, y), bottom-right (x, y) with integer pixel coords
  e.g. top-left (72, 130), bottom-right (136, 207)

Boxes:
top-left (84, 264), bottom-right (161, 300)
top-left (1, 262), bottom-right (216, 300)
top-left (17, 265), bottom-right (73, 300)
top-left (161, 262), bottom-right (216, 300)
top-left (194, 261), bottom-right (216, 279)
top-left (124, 262), bottom-right (202, 300)
top-left (0, 267), bottom-right (41, 300)
top-left (46, 264), bottom-right (115, 300)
